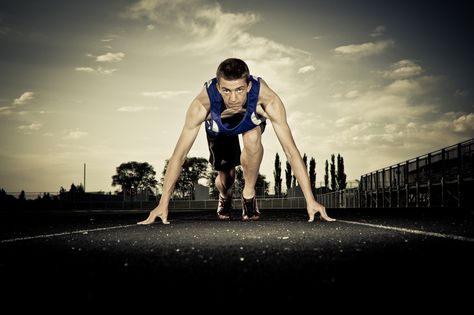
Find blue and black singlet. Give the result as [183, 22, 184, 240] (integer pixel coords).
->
[205, 75, 266, 137]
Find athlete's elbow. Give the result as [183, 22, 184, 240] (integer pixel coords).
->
[282, 147, 293, 160]
[284, 146, 300, 162]
[169, 152, 187, 167]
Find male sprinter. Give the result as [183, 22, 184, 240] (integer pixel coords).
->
[138, 58, 335, 224]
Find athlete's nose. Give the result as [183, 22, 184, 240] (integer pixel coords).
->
[229, 91, 237, 102]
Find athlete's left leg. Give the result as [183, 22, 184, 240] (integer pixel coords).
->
[240, 126, 264, 199]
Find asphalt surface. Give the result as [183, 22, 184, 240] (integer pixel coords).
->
[0, 207, 473, 310]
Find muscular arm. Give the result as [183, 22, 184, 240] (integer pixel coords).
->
[260, 79, 335, 222]
[261, 85, 313, 203]
[160, 97, 207, 204]
[138, 88, 209, 224]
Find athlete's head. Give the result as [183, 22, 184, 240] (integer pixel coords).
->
[216, 58, 252, 109]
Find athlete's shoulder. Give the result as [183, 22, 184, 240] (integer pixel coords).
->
[250, 75, 260, 82]
[204, 77, 217, 89]
[195, 85, 211, 108]
[257, 78, 278, 104]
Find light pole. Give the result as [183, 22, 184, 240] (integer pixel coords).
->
[83, 163, 86, 192]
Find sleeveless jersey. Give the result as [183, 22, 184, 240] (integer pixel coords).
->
[205, 75, 265, 136]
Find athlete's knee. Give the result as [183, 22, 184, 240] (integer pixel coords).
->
[242, 127, 262, 148]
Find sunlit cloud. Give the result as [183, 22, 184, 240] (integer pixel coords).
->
[385, 79, 423, 95]
[345, 90, 359, 99]
[452, 113, 474, 132]
[17, 123, 42, 134]
[334, 40, 394, 59]
[63, 130, 88, 139]
[75, 67, 117, 75]
[370, 25, 385, 37]
[13, 91, 34, 105]
[141, 91, 190, 98]
[319, 73, 473, 157]
[383, 59, 423, 79]
[298, 65, 316, 74]
[96, 52, 125, 62]
[0, 106, 13, 115]
[123, 0, 312, 100]
[117, 105, 146, 112]
[75, 67, 95, 73]
[146, 24, 155, 30]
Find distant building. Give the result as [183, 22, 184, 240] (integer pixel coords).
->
[287, 185, 303, 198]
[194, 183, 209, 201]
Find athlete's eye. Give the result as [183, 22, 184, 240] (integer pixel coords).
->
[236, 88, 244, 93]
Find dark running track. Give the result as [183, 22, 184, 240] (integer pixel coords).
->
[0, 208, 473, 310]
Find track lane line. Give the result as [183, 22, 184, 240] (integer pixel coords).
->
[0, 224, 137, 243]
[339, 219, 474, 242]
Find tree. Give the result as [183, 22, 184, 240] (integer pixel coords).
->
[337, 154, 347, 190]
[234, 166, 269, 198]
[324, 160, 329, 189]
[330, 154, 337, 191]
[112, 161, 158, 201]
[309, 157, 316, 196]
[18, 190, 26, 201]
[273, 153, 282, 197]
[303, 153, 308, 172]
[207, 169, 219, 199]
[285, 161, 292, 194]
[162, 157, 208, 199]
[256, 173, 270, 197]
[0, 188, 6, 200]
[234, 166, 245, 199]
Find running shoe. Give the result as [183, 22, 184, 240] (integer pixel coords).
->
[241, 195, 260, 221]
[217, 195, 232, 220]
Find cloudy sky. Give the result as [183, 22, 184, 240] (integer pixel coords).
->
[1, 0, 473, 193]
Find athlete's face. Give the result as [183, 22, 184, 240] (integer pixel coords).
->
[217, 77, 252, 110]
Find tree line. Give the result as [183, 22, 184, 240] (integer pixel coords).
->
[1, 152, 347, 202]
[274, 152, 347, 197]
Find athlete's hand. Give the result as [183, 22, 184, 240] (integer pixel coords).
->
[137, 205, 170, 225]
[307, 201, 335, 222]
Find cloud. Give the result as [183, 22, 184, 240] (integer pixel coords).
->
[63, 130, 88, 139]
[96, 52, 125, 62]
[123, 1, 313, 100]
[298, 65, 316, 74]
[17, 123, 42, 134]
[75, 67, 95, 73]
[75, 67, 117, 75]
[146, 24, 155, 30]
[454, 89, 469, 97]
[370, 25, 385, 37]
[345, 90, 359, 99]
[117, 106, 146, 112]
[319, 72, 473, 159]
[334, 40, 394, 59]
[383, 60, 423, 79]
[452, 113, 474, 132]
[13, 91, 34, 105]
[385, 79, 423, 95]
[0, 106, 13, 115]
[141, 90, 190, 99]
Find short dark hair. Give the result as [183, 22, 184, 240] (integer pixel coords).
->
[216, 58, 250, 83]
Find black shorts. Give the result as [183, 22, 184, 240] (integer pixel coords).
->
[206, 122, 266, 171]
